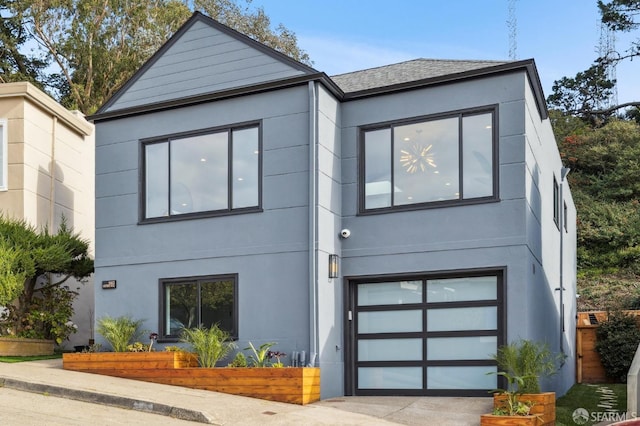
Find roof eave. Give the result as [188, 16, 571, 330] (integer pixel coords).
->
[89, 73, 341, 122]
[0, 82, 93, 136]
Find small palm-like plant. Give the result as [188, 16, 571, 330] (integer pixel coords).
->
[96, 315, 144, 352]
[180, 324, 235, 367]
[245, 342, 275, 367]
[493, 339, 564, 393]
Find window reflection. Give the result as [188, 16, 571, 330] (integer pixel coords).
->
[362, 110, 494, 211]
[393, 118, 458, 205]
[232, 127, 259, 209]
[144, 124, 260, 219]
[164, 277, 236, 338]
[171, 132, 228, 214]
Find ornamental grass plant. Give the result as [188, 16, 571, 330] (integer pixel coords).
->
[180, 324, 235, 367]
[96, 315, 144, 352]
[493, 339, 564, 393]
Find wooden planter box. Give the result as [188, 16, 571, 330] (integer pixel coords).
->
[480, 413, 539, 425]
[493, 392, 555, 426]
[62, 352, 320, 405]
[63, 351, 198, 369]
[0, 337, 54, 356]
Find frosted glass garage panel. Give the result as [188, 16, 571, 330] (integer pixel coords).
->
[427, 366, 497, 389]
[427, 307, 496, 331]
[427, 276, 497, 302]
[358, 281, 422, 306]
[358, 339, 422, 361]
[358, 310, 422, 334]
[427, 336, 497, 360]
[359, 367, 423, 389]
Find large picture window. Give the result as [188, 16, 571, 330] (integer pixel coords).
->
[0, 119, 7, 191]
[143, 123, 260, 221]
[361, 108, 496, 212]
[160, 274, 238, 340]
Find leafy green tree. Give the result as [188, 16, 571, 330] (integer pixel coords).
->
[0, 0, 47, 86]
[6, 0, 310, 114]
[547, 63, 616, 125]
[0, 216, 93, 344]
[548, 1, 640, 119]
[193, 0, 310, 65]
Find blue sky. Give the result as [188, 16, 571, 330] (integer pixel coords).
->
[252, 0, 638, 105]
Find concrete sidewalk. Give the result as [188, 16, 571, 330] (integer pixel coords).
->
[0, 358, 492, 425]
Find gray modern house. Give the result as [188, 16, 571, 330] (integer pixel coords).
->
[91, 12, 577, 399]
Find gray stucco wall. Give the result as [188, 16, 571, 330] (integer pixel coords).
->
[523, 78, 577, 395]
[315, 83, 344, 398]
[95, 85, 314, 358]
[95, 67, 576, 398]
[338, 71, 575, 395]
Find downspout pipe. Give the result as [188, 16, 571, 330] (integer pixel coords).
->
[559, 167, 570, 356]
[49, 116, 57, 227]
[308, 81, 319, 363]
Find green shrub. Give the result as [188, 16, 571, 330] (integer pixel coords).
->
[228, 352, 247, 367]
[596, 312, 640, 382]
[180, 324, 235, 367]
[96, 316, 144, 352]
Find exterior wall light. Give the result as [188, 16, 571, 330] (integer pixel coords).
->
[328, 254, 339, 279]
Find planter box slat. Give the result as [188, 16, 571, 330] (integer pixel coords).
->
[493, 392, 555, 426]
[0, 338, 54, 356]
[480, 414, 539, 425]
[63, 353, 320, 405]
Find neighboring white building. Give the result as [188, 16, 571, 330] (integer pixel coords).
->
[0, 81, 95, 348]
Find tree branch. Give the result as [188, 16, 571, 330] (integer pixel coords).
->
[588, 101, 640, 115]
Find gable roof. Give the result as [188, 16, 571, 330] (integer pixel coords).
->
[331, 59, 509, 93]
[330, 58, 548, 118]
[90, 13, 548, 122]
[97, 12, 319, 114]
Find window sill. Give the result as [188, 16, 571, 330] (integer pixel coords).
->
[140, 207, 263, 225]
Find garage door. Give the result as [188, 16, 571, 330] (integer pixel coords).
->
[346, 272, 504, 396]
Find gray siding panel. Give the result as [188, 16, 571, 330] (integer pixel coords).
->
[105, 20, 306, 112]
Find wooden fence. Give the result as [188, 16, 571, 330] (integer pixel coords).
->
[576, 310, 640, 383]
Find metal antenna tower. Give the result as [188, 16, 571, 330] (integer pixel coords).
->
[597, 19, 618, 109]
[508, 0, 517, 60]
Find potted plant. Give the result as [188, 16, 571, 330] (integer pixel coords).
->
[480, 372, 539, 425]
[487, 339, 564, 426]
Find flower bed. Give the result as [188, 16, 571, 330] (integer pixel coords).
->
[62, 352, 320, 405]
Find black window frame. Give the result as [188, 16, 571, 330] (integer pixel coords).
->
[158, 273, 239, 342]
[358, 106, 499, 215]
[139, 120, 263, 224]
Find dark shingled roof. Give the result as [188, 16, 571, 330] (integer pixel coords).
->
[330, 58, 511, 94]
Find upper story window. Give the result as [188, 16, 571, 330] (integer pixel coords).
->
[360, 108, 497, 213]
[0, 119, 7, 191]
[142, 123, 261, 222]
